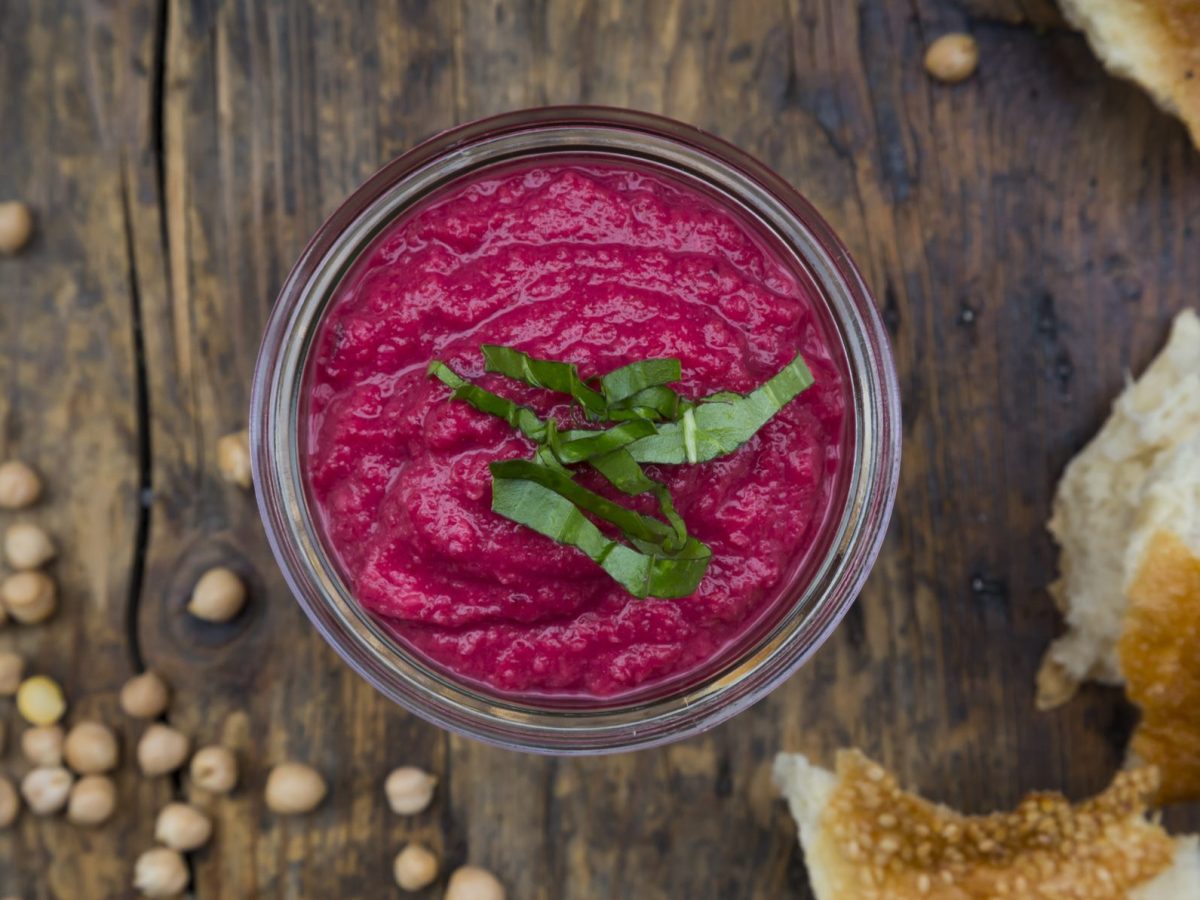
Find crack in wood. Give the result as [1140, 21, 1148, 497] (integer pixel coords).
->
[118, 165, 154, 676]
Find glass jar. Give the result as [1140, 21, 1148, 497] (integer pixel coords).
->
[251, 107, 901, 754]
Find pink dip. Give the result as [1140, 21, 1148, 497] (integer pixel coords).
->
[305, 162, 847, 699]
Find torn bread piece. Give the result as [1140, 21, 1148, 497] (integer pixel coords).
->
[1037, 309, 1200, 709]
[773, 749, 1200, 899]
[1120, 527, 1200, 804]
[1059, 0, 1200, 149]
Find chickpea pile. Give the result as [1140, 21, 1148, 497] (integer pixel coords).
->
[0, 462, 58, 631]
[0, 455, 249, 898]
[381, 765, 506, 897]
[0, 424, 507, 896]
[0, 664, 243, 898]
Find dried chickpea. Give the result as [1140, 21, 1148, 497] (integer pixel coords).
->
[64, 720, 119, 774]
[445, 865, 506, 900]
[923, 33, 979, 83]
[22, 724, 64, 766]
[155, 801, 213, 851]
[17, 675, 66, 725]
[67, 775, 116, 826]
[187, 566, 246, 623]
[0, 460, 42, 509]
[189, 745, 238, 794]
[394, 843, 439, 891]
[265, 762, 326, 814]
[217, 429, 252, 489]
[119, 670, 170, 719]
[20, 767, 73, 815]
[0, 202, 34, 254]
[3, 522, 55, 569]
[1, 571, 57, 624]
[385, 766, 438, 815]
[0, 650, 25, 695]
[0, 775, 17, 828]
[133, 847, 189, 898]
[136, 724, 190, 776]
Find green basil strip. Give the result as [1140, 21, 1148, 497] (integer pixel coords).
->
[554, 420, 658, 464]
[626, 351, 814, 464]
[607, 385, 693, 422]
[586, 447, 658, 493]
[427, 361, 548, 442]
[490, 476, 710, 599]
[534, 443, 570, 473]
[701, 390, 742, 403]
[481, 344, 608, 419]
[490, 459, 675, 545]
[599, 358, 682, 403]
[587, 449, 687, 551]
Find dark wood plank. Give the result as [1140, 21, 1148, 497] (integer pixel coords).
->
[0, 2, 173, 898]
[133, 2, 464, 897]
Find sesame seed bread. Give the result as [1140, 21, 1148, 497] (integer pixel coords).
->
[774, 750, 1200, 899]
[1058, 0, 1200, 149]
[1037, 310, 1200, 709]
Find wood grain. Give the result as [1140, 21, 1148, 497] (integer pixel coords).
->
[1, 0, 1197, 897]
[0, 2, 173, 898]
[136, 2, 465, 897]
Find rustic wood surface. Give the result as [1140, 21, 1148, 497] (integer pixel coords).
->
[1, 0, 1198, 897]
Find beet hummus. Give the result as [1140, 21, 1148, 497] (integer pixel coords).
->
[305, 161, 847, 699]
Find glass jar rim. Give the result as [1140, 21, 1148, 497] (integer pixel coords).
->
[250, 106, 901, 755]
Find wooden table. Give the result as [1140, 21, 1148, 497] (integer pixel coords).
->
[2, 1, 1197, 897]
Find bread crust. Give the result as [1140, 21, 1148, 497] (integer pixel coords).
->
[1060, 0, 1200, 148]
[776, 749, 1179, 899]
[1120, 530, 1200, 804]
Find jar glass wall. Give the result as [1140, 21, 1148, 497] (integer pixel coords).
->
[251, 108, 901, 754]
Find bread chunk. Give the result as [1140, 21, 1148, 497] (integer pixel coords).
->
[774, 749, 1200, 899]
[1038, 310, 1200, 708]
[1060, 0, 1200, 148]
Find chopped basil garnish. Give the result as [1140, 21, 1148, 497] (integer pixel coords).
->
[490, 472, 711, 599]
[555, 420, 658, 464]
[624, 352, 814, 464]
[481, 344, 609, 419]
[428, 346, 814, 598]
[599, 358, 682, 403]
[490, 459, 678, 547]
[427, 360, 548, 442]
[588, 449, 688, 550]
[611, 384, 692, 421]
